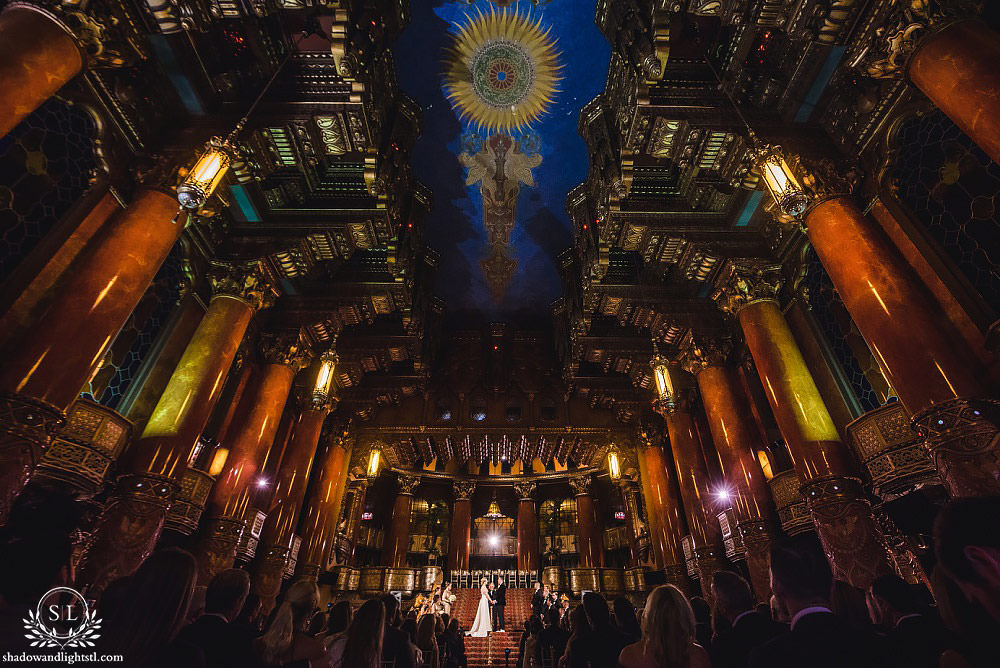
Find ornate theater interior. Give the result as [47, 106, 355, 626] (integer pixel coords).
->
[1, 0, 1000, 664]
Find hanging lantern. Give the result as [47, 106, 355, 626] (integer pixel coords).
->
[312, 350, 337, 406]
[177, 138, 235, 210]
[607, 445, 621, 480]
[366, 448, 381, 478]
[753, 144, 808, 218]
[650, 351, 675, 413]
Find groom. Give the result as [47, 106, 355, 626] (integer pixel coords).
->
[492, 576, 507, 632]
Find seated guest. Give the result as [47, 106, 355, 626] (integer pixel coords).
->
[613, 597, 641, 644]
[931, 566, 1000, 668]
[253, 580, 329, 667]
[579, 591, 628, 668]
[335, 599, 383, 668]
[232, 593, 265, 646]
[522, 617, 543, 668]
[831, 579, 876, 632]
[559, 605, 591, 668]
[443, 618, 467, 668]
[0, 533, 74, 654]
[322, 600, 353, 657]
[538, 607, 569, 666]
[688, 596, 713, 650]
[401, 617, 418, 647]
[380, 593, 417, 668]
[867, 573, 950, 668]
[101, 548, 202, 667]
[748, 534, 882, 668]
[710, 571, 785, 668]
[935, 497, 1000, 624]
[416, 613, 441, 668]
[174, 568, 257, 668]
[516, 618, 532, 668]
[618, 584, 711, 668]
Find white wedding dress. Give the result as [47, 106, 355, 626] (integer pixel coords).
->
[466, 584, 493, 637]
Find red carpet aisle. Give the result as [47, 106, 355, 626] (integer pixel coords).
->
[451, 588, 533, 667]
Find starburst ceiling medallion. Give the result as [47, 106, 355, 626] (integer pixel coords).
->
[444, 8, 562, 133]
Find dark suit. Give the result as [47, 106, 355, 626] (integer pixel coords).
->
[531, 589, 545, 617]
[882, 614, 952, 668]
[382, 624, 417, 668]
[492, 583, 506, 630]
[749, 610, 884, 668]
[711, 611, 787, 668]
[174, 613, 256, 668]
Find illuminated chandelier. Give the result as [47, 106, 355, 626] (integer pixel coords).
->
[444, 8, 562, 133]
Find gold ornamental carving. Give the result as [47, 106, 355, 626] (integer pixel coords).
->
[713, 260, 784, 316]
[397, 474, 421, 495]
[513, 480, 537, 500]
[912, 397, 1000, 497]
[453, 480, 476, 500]
[259, 329, 310, 371]
[568, 474, 592, 496]
[862, 1, 969, 80]
[677, 332, 731, 375]
[208, 260, 275, 311]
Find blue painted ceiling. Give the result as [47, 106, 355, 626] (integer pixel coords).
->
[393, 0, 610, 321]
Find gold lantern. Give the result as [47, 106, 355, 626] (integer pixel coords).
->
[177, 137, 235, 210]
[753, 144, 808, 218]
[650, 349, 675, 414]
[367, 448, 381, 478]
[313, 350, 337, 406]
[607, 444, 621, 480]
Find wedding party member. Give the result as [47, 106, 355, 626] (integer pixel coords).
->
[493, 576, 507, 632]
[619, 585, 711, 668]
[442, 582, 457, 616]
[467, 577, 494, 637]
[532, 581, 545, 617]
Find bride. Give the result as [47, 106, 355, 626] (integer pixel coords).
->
[466, 577, 494, 637]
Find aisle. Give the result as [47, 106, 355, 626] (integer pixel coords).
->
[451, 587, 533, 667]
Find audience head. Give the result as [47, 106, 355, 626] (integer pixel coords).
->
[711, 571, 755, 624]
[101, 548, 198, 667]
[830, 579, 872, 630]
[236, 593, 264, 630]
[326, 600, 353, 635]
[529, 617, 543, 636]
[612, 597, 641, 637]
[769, 533, 833, 615]
[935, 497, 1000, 623]
[688, 596, 711, 626]
[343, 599, 385, 668]
[400, 617, 418, 644]
[205, 568, 250, 621]
[569, 604, 591, 636]
[446, 618, 461, 638]
[582, 591, 611, 627]
[642, 585, 697, 668]
[416, 613, 437, 648]
[867, 573, 924, 627]
[257, 580, 320, 665]
[380, 593, 401, 626]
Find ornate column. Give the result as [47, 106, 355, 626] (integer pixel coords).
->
[383, 474, 420, 569]
[515, 481, 539, 572]
[679, 334, 778, 601]
[0, 188, 182, 521]
[655, 392, 727, 597]
[715, 261, 891, 588]
[448, 481, 475, 573]
[868, 10, 1000, 166]
[639, 442, 688, 591]
[618, 479, 643, 567]
[297, 438, 352, 580]
[798, 182, 997, 497]
[74, 264, 267, 594]
[569, 475, 603, 569]
[195, 331, 307, 584]
[343, 479, 369, 564]
[0, 7, 83, 138]
[252, 394, 332, 608]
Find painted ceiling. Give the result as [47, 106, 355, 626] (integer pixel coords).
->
[393, 0, 610, 320]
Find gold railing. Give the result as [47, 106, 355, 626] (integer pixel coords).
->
[847, 402, 938, 497]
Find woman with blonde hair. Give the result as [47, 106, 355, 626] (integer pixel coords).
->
[254, 580, 329, 667]
[618, 584, 711, 668]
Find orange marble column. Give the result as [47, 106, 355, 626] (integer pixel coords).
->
[514, 481, 539, 572]
[196, 334, 305, 584]
[661, 403, 726, 597]
[0, 189, 181, 521]
[618, 480, 643, 567]
[76, 269, 266, 593]
[640, 443, 688, 591]
[383, 474, 420, 568]
[343, 480, 368, 564]
[0, 8, 83, 139]
[805, 196, 997, 497]
[682, 337, 777, 601]
[297, 441, 352, 579]
[253, 402, 330, 607]
[909, 20, 1000, 166]
[716, 262, 891, 588]
[569, 475, 603, 569]
[449, 481, 475, 573]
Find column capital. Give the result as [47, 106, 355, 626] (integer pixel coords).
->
[568, 474, 592, 497]
[862, 2, 969, 80]
[397, 473, 421, 496]
[259, 330, 311, 372]
[208, 260, 276, 311]
[453, 480, 476, 500]
[514, 481, 537, 500]
[677, 331, 732, 375]
[713, 260, 784, 316]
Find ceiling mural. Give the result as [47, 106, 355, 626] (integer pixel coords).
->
[394, 0, 610, 318]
